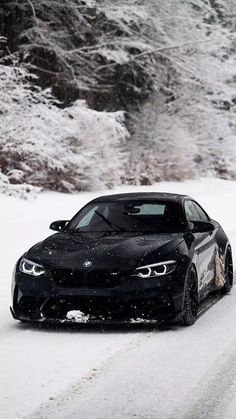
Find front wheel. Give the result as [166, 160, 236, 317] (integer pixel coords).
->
[181, 266, 199, 326]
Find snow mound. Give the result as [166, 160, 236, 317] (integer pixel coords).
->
[66, 310, 90, 323]
[0, 171, 40, 200]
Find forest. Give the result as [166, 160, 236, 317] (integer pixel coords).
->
[1, 0, 236, 196]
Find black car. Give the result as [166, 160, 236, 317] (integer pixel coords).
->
[11, 192, 233, 326]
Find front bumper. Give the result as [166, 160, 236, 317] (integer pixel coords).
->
[11, 266, 187, 324]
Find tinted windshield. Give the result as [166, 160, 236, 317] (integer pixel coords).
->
[67, 200, 186, 233]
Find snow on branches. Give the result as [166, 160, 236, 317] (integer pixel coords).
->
[0, 0, 157, 108]
[0, 63, 129, 193]
[126, 0, 236, 182]
[1, 0, 236, 192]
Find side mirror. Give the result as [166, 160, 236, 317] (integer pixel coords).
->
[49, 220, 69, 232]
[191, 221, 215, 233]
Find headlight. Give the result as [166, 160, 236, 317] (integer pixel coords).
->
[19, 257, 46, 277]
[132, 260, 177, 279]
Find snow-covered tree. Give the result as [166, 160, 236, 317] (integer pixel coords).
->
[126, 0, 236, 182]
[0, 58, 129, 194]
[1, 0, 236, 193]
[0, 0, 157, 108]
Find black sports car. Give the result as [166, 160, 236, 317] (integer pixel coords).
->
[11, 193, 233, 326]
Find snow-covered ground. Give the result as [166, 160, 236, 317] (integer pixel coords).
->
[1, 178, 236, 419]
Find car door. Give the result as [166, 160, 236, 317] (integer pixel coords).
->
[184, 200, 217, 293]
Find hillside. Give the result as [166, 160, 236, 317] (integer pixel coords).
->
[1, 0, 236, 195]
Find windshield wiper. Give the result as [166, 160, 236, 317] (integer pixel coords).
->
[95, 210, 127, 232]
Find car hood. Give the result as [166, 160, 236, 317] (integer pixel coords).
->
[26, 231, 184, 270]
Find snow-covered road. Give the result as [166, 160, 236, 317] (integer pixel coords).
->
[1, 179, 236, 419]
[31, 295, 236, 419]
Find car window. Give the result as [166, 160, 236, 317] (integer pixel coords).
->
[68, 200, 185, 233]
[130, 203, 166, 215]
[185, 200, 201, 222]
[192, 202, 209, 222]
[75, 205, 98, 228]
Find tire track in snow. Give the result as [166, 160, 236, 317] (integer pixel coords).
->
[25, 331, 149, 419]
[171, 339, 236, 419]
[26, 291, 236, 419]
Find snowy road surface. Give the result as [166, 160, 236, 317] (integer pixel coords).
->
[1, 178, 236, 419]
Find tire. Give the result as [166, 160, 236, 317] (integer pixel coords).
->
[221, 250, 234, 294]
[181, 266, 199, 326]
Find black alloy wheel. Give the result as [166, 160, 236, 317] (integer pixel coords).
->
[182, 266, 199, 326]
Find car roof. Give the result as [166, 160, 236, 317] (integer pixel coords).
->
[91, 192, 191, 203]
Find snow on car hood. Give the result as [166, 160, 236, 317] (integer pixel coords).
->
[26, 231, 184, 270]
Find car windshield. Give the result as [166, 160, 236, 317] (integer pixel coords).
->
[67, 200, 186, 233]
